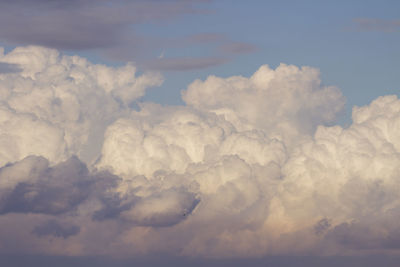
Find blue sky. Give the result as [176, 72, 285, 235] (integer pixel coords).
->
[139, 0, 400, 123]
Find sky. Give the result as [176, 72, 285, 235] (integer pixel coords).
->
[0, 0, 400, 266]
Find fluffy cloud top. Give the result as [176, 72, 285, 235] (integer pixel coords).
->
[183, 64, 345, 140]
[0, 46, 162, 165]
[1, 46, 400, 259]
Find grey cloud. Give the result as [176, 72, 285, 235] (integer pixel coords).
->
[92, 193, 134, 221]
[3, 254, 400, 267]
[325, 221, 400, 250]
[94, 187, 200, 227]
[0, 1, 257, 71]
[328, 222, 385, 249]
[0, 1, 121, 50]
[0, 156, 92, 215]
[123, 188, 200, 227]
[339, 178, 392, 217]
[32, 219, 80, 239]
[353, 18, 400, 32]
[0, 0, 210, 51]
[314, 218, 331, 236]
[0, 62, 21, 74]
[0, 156, 118, 215]
[0, 154, 199, 228]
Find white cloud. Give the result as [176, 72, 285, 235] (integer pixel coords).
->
[182, 64, 345, 142]
[0, 106, 67, 166]
[0, 46, 162, 165]
[1, 46, 400, 259]
[275, 95, 400, 252]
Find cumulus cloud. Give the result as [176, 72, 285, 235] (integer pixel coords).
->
[0, 156, 96, 215]
[0, 45, 162, 165]
[275, 95, 400, 252]
[1, 46, 400, 259]
[92, 180, 199, 227]
[182, 63, 345, 141]
[0, 154, 198, 246]
[119, 188, 200, 227]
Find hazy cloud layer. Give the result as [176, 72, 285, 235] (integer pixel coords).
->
[0, 0, 255, 71]
[32, 220, 80, 239]
[1, 46, 400, 259]
[0, 0, 208, 50]
[0, 62, 21, 74]
[183, 63, 345, 142]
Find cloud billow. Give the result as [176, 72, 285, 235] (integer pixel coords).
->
[1, 46, 400, 259]
[0, 46, 162, 165]
[0, 156, 97, 215]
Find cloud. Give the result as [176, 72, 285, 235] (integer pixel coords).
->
[0, 153, 198, 229]
[0, 45, 162, 165]
[94, 64, 345, 256]
[92, 185, 199, 227]
[277, 95, 400, 251]
[0, 106, 67, 166]
[94, 70, 400, 257]
[32, 220, 80, 239]
[4, 254, 400, 267]
[353, 18, 400, 32]
[1, 46, 400, 259]
[182, 63, 345, 141]
[0, 1, 260, 71]
[119, 188, 200, 227]
[0, 156, 94, 215]
[0, 0, 246, 71]
[325, 221, 400, 250]
[314, 218, 331, 236]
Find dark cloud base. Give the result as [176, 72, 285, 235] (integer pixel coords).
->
[32, 219, 80, 239]
[0, 62, 21, 73]
[1, 254, 400, 267]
